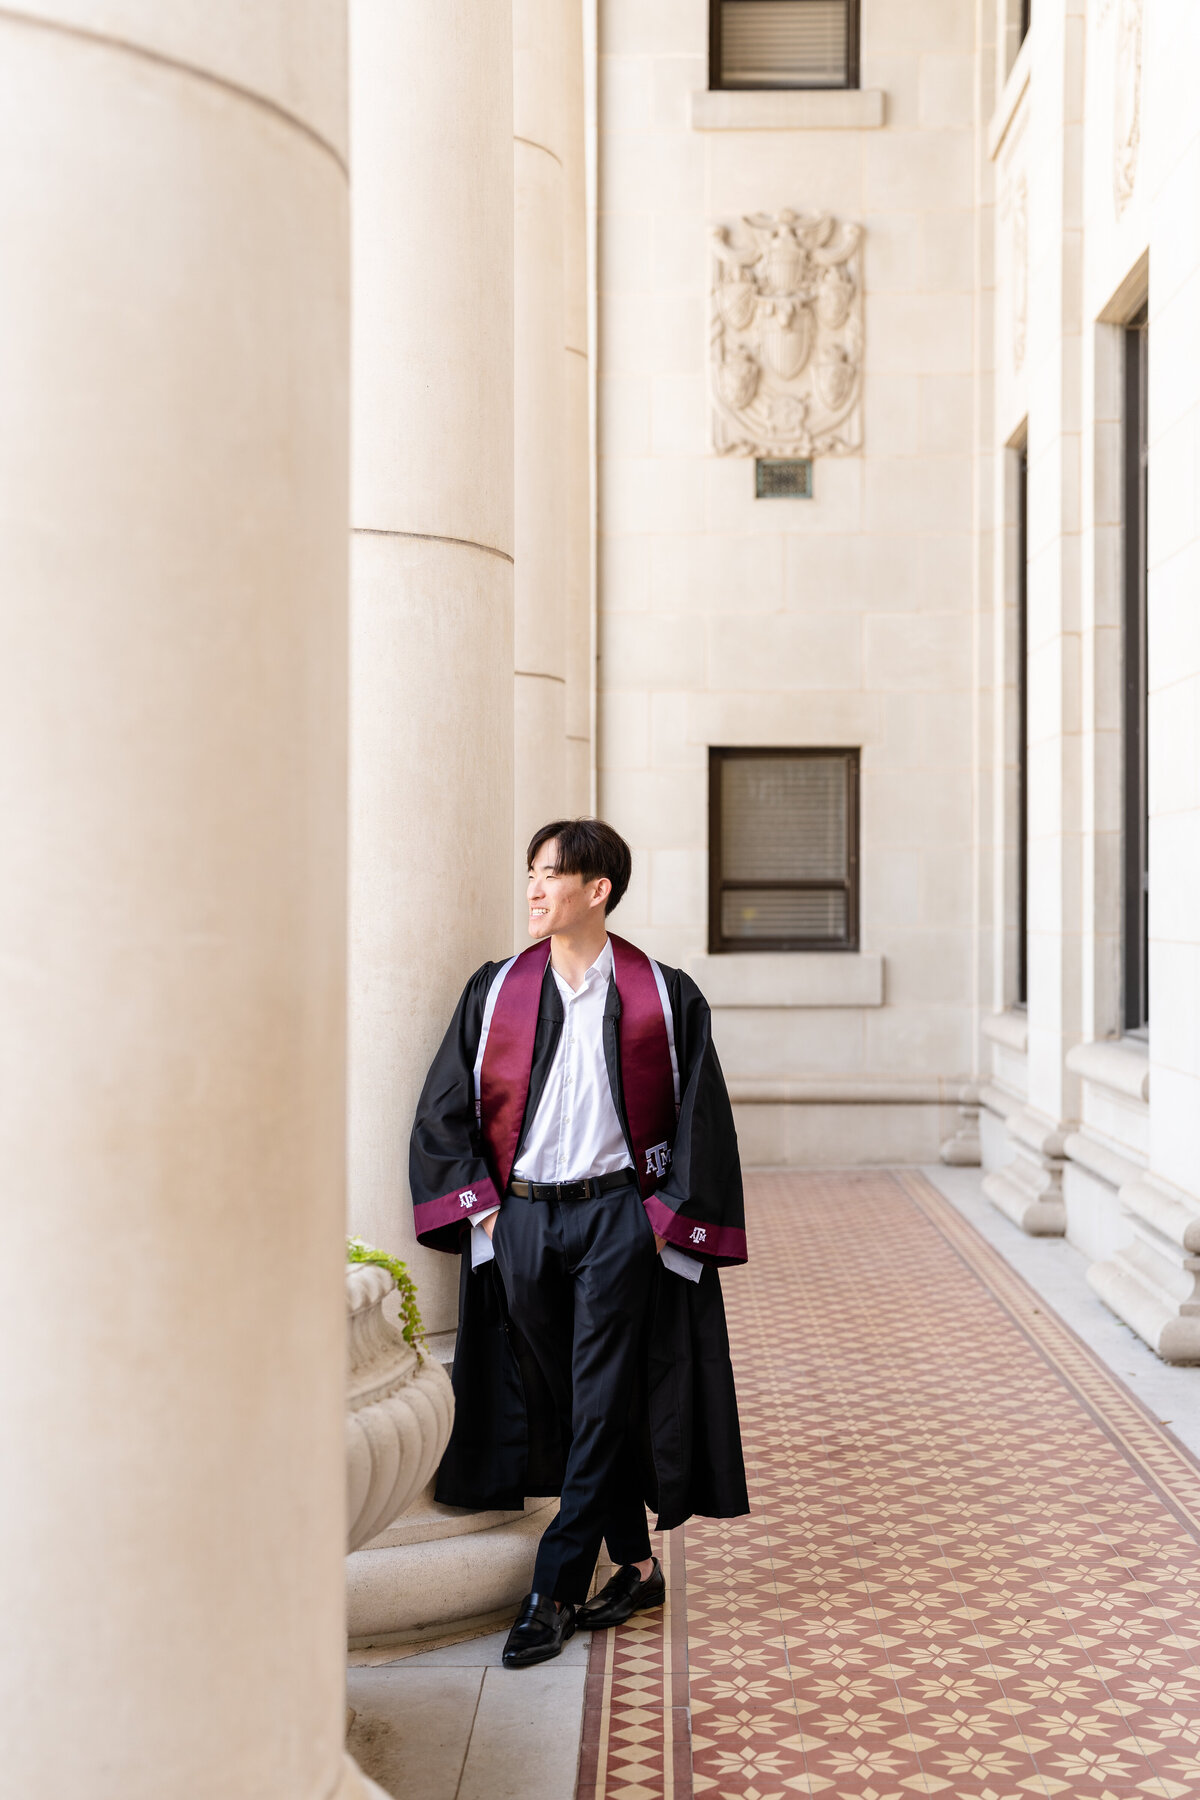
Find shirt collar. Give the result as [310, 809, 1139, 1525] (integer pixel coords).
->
[551, 936, 613, 998]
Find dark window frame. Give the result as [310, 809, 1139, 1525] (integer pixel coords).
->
[1122, 305, 1149, 1033]
[1016, 439, 1029, 1008]
[709, 0, 862, 92]
[708, 746, 860, 954]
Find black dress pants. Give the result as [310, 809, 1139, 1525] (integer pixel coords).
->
[491, 1181, 657, 1603]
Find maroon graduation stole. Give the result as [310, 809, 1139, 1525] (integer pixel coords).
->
[478, 933, 677, 1197]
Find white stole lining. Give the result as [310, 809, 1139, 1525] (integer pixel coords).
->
[473, 955, 518, 1117]
[649, 957, 681, 1113]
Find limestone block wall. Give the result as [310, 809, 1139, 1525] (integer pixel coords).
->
[595, 0, 979, 1163]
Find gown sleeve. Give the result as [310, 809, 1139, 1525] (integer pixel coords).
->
[643, 967, 748, 1269]
[409, 963, 506, 1253]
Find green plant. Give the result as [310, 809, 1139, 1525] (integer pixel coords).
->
[346, 1237, 426, 1349]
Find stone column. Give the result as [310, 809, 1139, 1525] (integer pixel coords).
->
[513, 0, 570, 930]
[0, 6, 375, 1796]
[345, 0, 556, 1644]
[563, 0, 596, 814]
[983, 3, 1085, 1236]
[348, 0, 515, 1336]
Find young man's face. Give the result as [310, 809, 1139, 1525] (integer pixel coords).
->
[527, 840, 610, 940]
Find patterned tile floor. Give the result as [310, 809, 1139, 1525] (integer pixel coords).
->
[580, 1169, 1200, 1800]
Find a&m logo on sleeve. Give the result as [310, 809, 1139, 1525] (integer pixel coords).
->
[459, 1189, 478, 1209]
[689, 1225, 707, 1246]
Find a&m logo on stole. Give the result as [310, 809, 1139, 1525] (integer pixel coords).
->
[644, 1142, 671, 1179]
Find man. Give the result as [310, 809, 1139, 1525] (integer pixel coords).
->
[410, 818, 747, 1669]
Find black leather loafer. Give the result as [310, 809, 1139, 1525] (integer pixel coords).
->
[501, 1592, 576, 1668]
[577, 1558, 665, 1630]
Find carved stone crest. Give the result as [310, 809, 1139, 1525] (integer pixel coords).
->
[1114, 0, 1143, 217]
[710, 209, 863, 457]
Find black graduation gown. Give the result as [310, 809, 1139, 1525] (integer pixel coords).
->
[409, 953, 749, 1532]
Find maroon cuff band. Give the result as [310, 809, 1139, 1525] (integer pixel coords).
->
[643, 1192, 748, 1264]
[415, 1175, 502, 1238]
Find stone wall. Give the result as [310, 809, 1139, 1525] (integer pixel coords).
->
[595, 0, 980, 1163]
[979, 0, 1200, 1360]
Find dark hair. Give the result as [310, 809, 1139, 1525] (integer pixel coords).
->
[526, 818, 632, 915]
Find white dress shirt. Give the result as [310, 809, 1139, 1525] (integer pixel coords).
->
[470, 939, 699, 1281]
[513, 938, 630, 1183]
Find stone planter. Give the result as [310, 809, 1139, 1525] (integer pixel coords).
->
[345, 1263, 454, 1554]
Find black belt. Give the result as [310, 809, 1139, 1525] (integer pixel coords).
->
[508, 1168, 635, 1203]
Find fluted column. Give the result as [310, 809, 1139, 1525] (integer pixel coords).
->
[0, 6, 365, 1796]
[513, 0, 570, 930]
[348, 0, 515, 1334]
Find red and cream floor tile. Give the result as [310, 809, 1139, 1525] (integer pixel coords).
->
[579, 1170, 1200, 1800]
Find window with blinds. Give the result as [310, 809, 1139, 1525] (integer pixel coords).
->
[711, 0, 859, 91]
[709, 748, 860, 952]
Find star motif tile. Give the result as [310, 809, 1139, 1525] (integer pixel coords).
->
[579, 1171, 1200, 1799]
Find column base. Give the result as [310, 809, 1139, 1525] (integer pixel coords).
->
[939, 1094, 981, 1166]
[979, 1080, 1021, 1172]
[1061, 1130, 1144, 1263]
[346, 1497, 559, 1647]
[1088, 1173, 1200, 1364]
[980, 1105, 1068, 1235]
